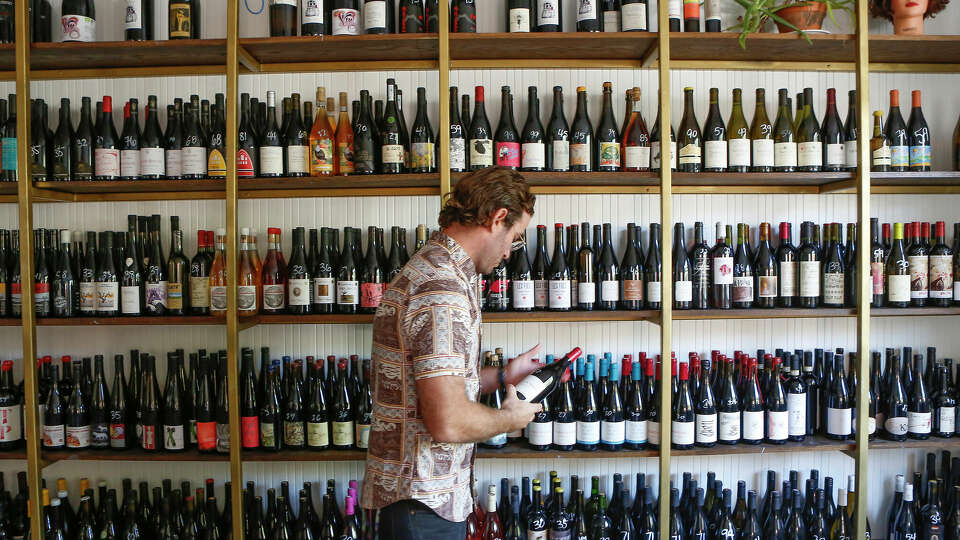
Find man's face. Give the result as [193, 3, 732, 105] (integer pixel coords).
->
[479, 210, 532, 274]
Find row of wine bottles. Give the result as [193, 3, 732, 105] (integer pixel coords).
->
[9, 0, 201, 44]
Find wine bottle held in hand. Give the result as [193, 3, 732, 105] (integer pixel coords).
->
[515, 348, 583, 404]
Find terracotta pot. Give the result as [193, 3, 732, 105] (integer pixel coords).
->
[775, 2, 828, 33]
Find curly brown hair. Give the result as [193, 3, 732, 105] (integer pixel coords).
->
[438, 167, 536, 229]
[869, 0, 949, 21]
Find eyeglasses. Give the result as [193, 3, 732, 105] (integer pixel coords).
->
[510, 234, 527, 252]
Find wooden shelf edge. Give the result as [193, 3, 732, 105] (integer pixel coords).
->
[42, 450, 230, 465]
[35, 316, 225, 327]
[673, 308, 856, 320]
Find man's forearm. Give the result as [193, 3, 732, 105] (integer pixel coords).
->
[431, 399, 514, 443]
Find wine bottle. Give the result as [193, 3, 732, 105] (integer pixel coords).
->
[468, 86, 493, 170]
[886, 90, 909, 172]
[576, 226, 595, 312]
[796, 221, 820, 309]
[750, 88, 774, 172]
[796, 87, 822, 172]
[709, 222, 732, 309]
[678, 87, 702, 173]
[51, 229, 75, 318]
[337, 228, 360, 313]
[822, 223, 845, 307]
[821, 88, 845, 172]
[494, 86, 521, 170]
[929, 221, 953, 307]
[844, 90, 858, 171]
[576, 359, 600, 451]
[448, 87, 467, 173]
[535, 0, 562, 31]
[702, 87, 728, 172]
[206, 94, 227, 178]
[671, 361, 694, 450]
[409, 87, 433, 173]
[825, 353, 852, 441]
[95, 232, 119, 315]
[670, 223, 691, 309]
[600, 362, 625, 451]
[570, 87, 593, 172]
[507, 0, 533, 32]
[646, 224, 662, 309]
[773, 89, 797, 172]
[620, 0, 647, 30]
[731, 223, 754, 308]
[354, 90, 377, 174]
[93, 96, 120, 180]
[269, 0, 297, 36]
[169, 0, 199, 38]
[870, 110, 891, 172]
[622, 88, 650, 172]
[908, 90, 931, 171]
[61, 0, 95, 41]
[451, 0, 477, 32]
[596, 82, 620, 171]
[908, 221, 930, 307]
[651, 90, 677, 172]
[576, 0, 600, 31]
[331, 0, 361, 34]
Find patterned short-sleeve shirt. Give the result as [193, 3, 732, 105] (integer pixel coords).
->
[361, 231, 482, 523]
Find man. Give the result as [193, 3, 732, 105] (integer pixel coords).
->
[361, 167, 542, 539]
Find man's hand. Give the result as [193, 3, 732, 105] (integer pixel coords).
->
[503, 343, 542, 386]
[500, 384, 543, 433]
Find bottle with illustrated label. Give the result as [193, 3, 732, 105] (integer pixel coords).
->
[929, 221, 953, 307]
[908, 90, 931, 171]
[409, 87, 433, 173]
[732, 223, 754, 309]
[821, 223, 845, 307]
[125, 0, 153, 40]
[678, 87, 702, 173]
[773, 89, 796, 172]
[300, 0, 324, 35]
[337, 228, 360, 313]
[61, 0, 95, 42]
[703, 87, 727, 173]
[754, 222, 777, 308]
[821, 88, 845, 172]
[596, 82, 620, 171]
[448, 87, 467, 172]
[797, 221, 820, 308]
[494, 87, 521, 170]
[886, 90, 909, 172]
[535, 0, 562, 31]
[169, 0, 199, 38]
[331, 0, 361, 35]
[871, 110, 891, 172]
[468, 86, 493, 170]
[908, 222, 930, 307]
[506, 0, 533, 32]
[451, 0, 477, 32]
[623, 88, 650, 171]
[308, 87, 335, 177]
[576, 0, 600, 31]
[710, 222, 733, 309]
[399, 0, 424, 33]
[570, 87, 594, 172]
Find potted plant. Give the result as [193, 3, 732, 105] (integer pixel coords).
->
[731, 0, 855, 48]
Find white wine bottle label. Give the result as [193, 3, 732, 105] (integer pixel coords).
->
[787, 392, 806, 437]
[891, 145, 909, 167]
[302, 0, 323, 23]
[182, 147, 207, 175]
[758, 275, 777, 298]
[61, 14, 96, 41]
[668, 0, 682, 19]
[121, 285, 141, 315]
[380, 144, 403, 165]
[695, 413, 717, 444]
[752, 138, 774, 167]
[651, 141, 661, 169]
[774, 142, 797, 167]
[533, 280, 549, 307]
[678, 143, 701, 165]
[717, 411, 740, 442]
[797, 141, 823, 167]
[509, 8, 531, 32]
[577, 0, 598, 21]
[260, 146, 283, 175]
[955, 281, 960, 301]
[94, 148, 120, 177]
[621, 3, 647, 30]
[551, 140, 569, 170]
[799, 260, 820, 298]
[470, 139, 493, 167]
[553, 421, 576, 446]
[705, 0, 721, 21]
[356, 423, 371, 449]
[515, 374, 552, 403]
[548, 279, 571, 309]
[313, 276, 335, 304]
[449, 138, 466, 170]
[331, 8, 361, 35]
[827, 407, 852, 436]
[0, 405, 20, 442]
[164, 425, 185, 450]
[742, 410, 764, 440]
[79, 283, 95, 311]
[283, 421, 305, 446]
[512, 279, 535, 309]
[140, 147, 164, 176]
[286, 145, 309, 173]
[307, 421, 329, 447]
[778, 261, 796, 296]
[713, 256, 733, 285]
[671, 420, 694, 446]
[364, 1, 387, 30]
[624, 145, 650, 169]
[537, 0, 560, 25]
[823, 273, 844, 304]
[626, 419, 647, 444]
[238, 285, 257, 311]
[885, 416, 908, 436]
[336, 280, 359, 305]
[648, 421, 660, 446]
[521, 142, 545, 168]
[577, 282, 596, 304]
[939, 407, 955, 433]
[190, 276, 210, 308]
[872, 146, 891, 167]
[96, 282, 119, 311]
[602, 10, 619, 31]
[825, 143, 845, 167]
[570, 143, 590, 167]
[210, 285, 228, 311]
[908, 411, 932, 434]
[888, 274, 911, 302]
[66, 425, 92, 448]
[647, 281, 661, 302]
[732, 276, 753, 303]
[845, 139, 858, 168]
[528, 421, 552, 445]
[260, 283, 284, 310]
[288, 278, 310, 306]
[43, 424, 65, 447]
[728, 138, 750, 167]
[675, 280, 692, 302]
[908, 255, 929, 299]
[576, 420, 600, 445]
[600, 420, 625, 445]
[125, 0, 144, 29]
[165, 149, 182, 177]
[704, 140, 727, 169]
[600, 280, 619, 302]
[930, 255, 953, 298]
[121, 149, 141, 178]
[767, 410, 789, 440]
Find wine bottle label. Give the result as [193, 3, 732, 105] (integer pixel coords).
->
[528, 530, 548, 540]
[145, 281, 168, 311]
[299, 420, 325, 447]
[141, 423, 158, 450]
[717, 411, 740, 442]
[727, 138, 750, 168]
[216, 422, 230, 452]
[140, 147, 164, 176]
[288, 278, 311, 306]
[732, 276, 753, 303]
[787, 393, 806, 437]
[33, 283, 49, 314]
[449, 138, 466, 170]
[752, 139, 774, 167]
[260, 422, 276, 447]
[361, 282, 386, 308]
[496, 141, 521, 168]
[871, 146, 891, 167]
[577, 282, 596, 304]
[521, 142, 545, 168]
[337, 280, 360, 305]
[259, 146, 283, 175]
[261, 283, 284, 311]
[825, 143, 845, 167]
[95, 282, 118, 311]
[648, 421, 660, 446]
[329, 420, 353, 446]
[621, 279, 643, 302]
[742, 410, 764, 441]
[533, 280, 549, 307]
[517, 374, 554, 403]
[169, 2, 192, 37]
[283, 421, 305, 446]
[570, 143, 590, 167]
[891, 145, 909, 167]
[364, 1, 387, 30]
[163, 425, 185, 450]
[210, 285, 228, 312]
[197, 421, 216, 450]
[125, 0, 143, 29]
[121, 285, 141, 314]
[767, 410, 788, 440]
[528, 421, 553, 446]
[576, 420, 600, 445]
[678, 143, 701, 165]
[758, 275, 777, 298]
[553, 421, 576, 446]
[310, 138, 335, 174]
[704, 140, 727, 169]
[120, 149, 140, 178]
[826, 407, 852, 436]
[548, 280, 571, 309]
[624, 145, 650, 170]
[929, 255, 952, 298]
[909, 145, 931, 168]
[237, 284, 257, 311]
[0, 405, 20, 443]
[625, 419, 647, 444]
[695, 413, 717, 444]
[302, 0, 324, 24]
[871, 262, 885, 295]
[598, 142, 620, 168]
[332, 8, 361, 35]
[845, 139, 858, 168]
[43, 424, 65, 448]
[599, 280, 618, 302]
[601, 420, 625, 445]
[823, 273, 844, 304]
[713, 256, 733, 285]
[512, 279, 535, 309]
[236, 148, 255, 177]
[671, 419, 694, 446]
[190, 276, 210, 308]
[109, 422, 126, 448]
[207, 149, 227, 177]
[647, 281, 661, 302]
[577, 0, 598, 21]
[693, 258, 709, 288]
[939, 407, 955, 434]
[885, 416, 908, 436]
[955, 281, 960, 301]
[61, 14, 96, 41]
[67, 425, 92, 448]
[675, 280, 692, 302]
[9, 284, 19, 316]
[94, 148, 120, 177]
[887, 273, 911, 302]
[773, 142, 797, 167]
[182, 147, 207, 175]
[797, 141, 822, 167]
[411, 142, 433, 171]
[667, 0, 682, 18]
[603, 10, 619, 31]
[286, 145, 309, 173]
[313, 277, 335, 304]
[508, 8, 531, 31]
[799, 261, 820, 298]
[356, 422, 371, 449]
[908, 411, 932, 434]
[551, 140, 569, 171]
[569, 277, 578, 306]
[469, 139, 493, 167]
[908, 255, 929, 299]
[621, 3, 647, 30]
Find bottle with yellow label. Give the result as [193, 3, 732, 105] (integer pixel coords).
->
[206, 93, 226, 178]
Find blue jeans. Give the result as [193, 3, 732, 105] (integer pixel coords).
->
[377, 499, 467, 540]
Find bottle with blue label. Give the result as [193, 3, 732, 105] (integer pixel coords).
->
[907, 90, 931, 172]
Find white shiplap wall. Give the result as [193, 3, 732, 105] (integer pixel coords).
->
[0, 1, 957, 534]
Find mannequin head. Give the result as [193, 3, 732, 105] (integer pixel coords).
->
[870, 0, 949, 34]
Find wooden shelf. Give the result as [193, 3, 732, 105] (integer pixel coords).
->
[0, 40, 228, 80]
[257, 314, 375, 325]
[871, 171, 960, 194]
[672, 436, 855, 457]
[242, 443, 657, 462]
[33, 179, 226, 202]
[870, 437, 960, 451]
[0, 319, 20, 326]
[43, 448, 229, 465]
[669, 33, 857, 71]
[449, 32, 659, 69]
[872, 307, 960, 317]
[0, 182, 15, 203]
[673, 172, 854, 194]
[35, 316, 224, 326]
[0, 449, 25, 459]
[240, 35, 438, 73]
[239, 174, 440, 198]
[869, 35, 960, 72]
[673, 308, 855, 320]
[255, 310, 659, 327]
